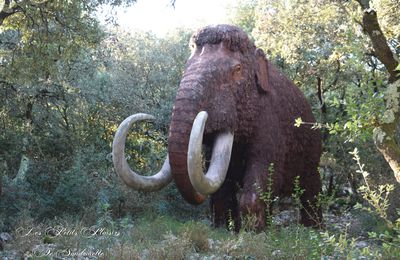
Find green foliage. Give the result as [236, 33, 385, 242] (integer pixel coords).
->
[227, 0, 257, 36]
[319, 228, 364, 258]
[0, 0, 139, 87]
[227, 209, 235, 232]
[5, 214, 392, 259]
[291, 175, 305, 222]
[97, 28, 191, 129]
[255, 162, 275, 226]
[350, 147, 400, 256]
[370, 0, 400, 43]
[0, 0, 192, 228]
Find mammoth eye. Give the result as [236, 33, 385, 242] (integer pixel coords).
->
[233, 64, 242, 75]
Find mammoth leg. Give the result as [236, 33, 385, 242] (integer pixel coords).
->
[238, 161, 272, 232]
[299, 172, 323, 228]
[238, 191, 266, 232]
[209, 142, 245, 231]
[210, 179, 239, 230]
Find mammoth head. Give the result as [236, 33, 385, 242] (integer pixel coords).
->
[188, 25, 270, 94]
[112, 25, 272, 205]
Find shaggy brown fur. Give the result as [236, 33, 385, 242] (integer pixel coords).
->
[168, 25, 322, 230]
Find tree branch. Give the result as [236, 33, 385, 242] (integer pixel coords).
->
[358, 7, 399, 82]
[355, 0, 370, 9]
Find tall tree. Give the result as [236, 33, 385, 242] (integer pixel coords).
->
[355, 0, 400, 182]
[0, 0, 136, 189]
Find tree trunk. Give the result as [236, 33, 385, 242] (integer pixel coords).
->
[373, 119, 400, 183]
[356, 0, 400, 183]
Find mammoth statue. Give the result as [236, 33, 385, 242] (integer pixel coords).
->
[113, 25, 322, 231]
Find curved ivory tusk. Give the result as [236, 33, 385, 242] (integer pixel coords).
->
[187, 111, 234, 195]
[112, 113, 172, 191]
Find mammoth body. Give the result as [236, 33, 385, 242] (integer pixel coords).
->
[113, 25, 322, 231]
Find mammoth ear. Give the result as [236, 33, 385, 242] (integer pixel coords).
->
[255, 48, 269, 93]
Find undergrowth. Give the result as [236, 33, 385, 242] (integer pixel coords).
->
[1, 212, 399, 259]
[1, 148, 400, 259]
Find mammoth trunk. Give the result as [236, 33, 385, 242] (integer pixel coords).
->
[168, 83, 207, 205]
